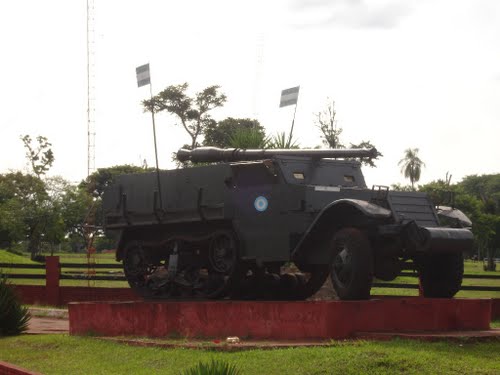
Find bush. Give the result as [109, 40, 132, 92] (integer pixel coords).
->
[182, 359, 241, 375]
[0, 274, 31, 336]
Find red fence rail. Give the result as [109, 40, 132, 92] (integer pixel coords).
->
[1, 256, 136, 306]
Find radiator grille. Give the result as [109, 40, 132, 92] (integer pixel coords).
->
[388, 192, 439, 227]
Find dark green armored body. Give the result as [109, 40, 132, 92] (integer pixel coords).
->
[102, 147, 473, 300]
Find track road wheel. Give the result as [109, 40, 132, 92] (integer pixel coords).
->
[199, 230, 241, 299]
[123, 241, 172, 299]
[330, 227, 373, 300]
[417, 252, 464, 298]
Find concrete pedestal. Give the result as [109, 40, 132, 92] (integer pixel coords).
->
[69, 298, 492, 340]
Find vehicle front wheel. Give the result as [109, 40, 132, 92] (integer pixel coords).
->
[330, 227, 373, 300]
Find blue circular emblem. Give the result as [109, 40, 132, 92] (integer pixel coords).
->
[254, 196, 268, 212]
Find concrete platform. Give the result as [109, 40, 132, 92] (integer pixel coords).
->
[68, 298, 492, 340]
[354, 329, 500, 342]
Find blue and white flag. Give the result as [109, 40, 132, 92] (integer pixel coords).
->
[279, 86, 300, 107]
[136, 63, 151, 87]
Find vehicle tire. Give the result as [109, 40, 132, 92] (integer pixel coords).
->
[417, 252, 463, 298]
[330, 227, 373, 300]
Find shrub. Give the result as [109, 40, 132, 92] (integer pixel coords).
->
[0, 274, 31, 336]
[182, 359, 241, 375]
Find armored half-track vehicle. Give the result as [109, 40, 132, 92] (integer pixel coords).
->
[102, 147, 473, 300]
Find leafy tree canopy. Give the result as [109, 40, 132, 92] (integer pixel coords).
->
[20, 135, 54, 178]
[80, 165, 154, 197]
[349, 141, 383, 168]
[314, 99, 344, 149]
[460, 174, 500, 214]
[143, 83, 227, 149]
[203, 117, 265, 148]
[419, 173, 500, 266]
[314, 99, 381, 167]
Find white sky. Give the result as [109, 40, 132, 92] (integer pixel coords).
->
[0, 0, 499, 187]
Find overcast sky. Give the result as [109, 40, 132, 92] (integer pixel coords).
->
[0, 0, 499, 187]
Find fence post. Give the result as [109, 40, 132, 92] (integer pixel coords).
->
[418, 276, 424, 297]
[45, 256, 60, 306]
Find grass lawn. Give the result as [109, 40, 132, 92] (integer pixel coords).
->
[0, 250, 38, 264]
[0, 335, 499, 375]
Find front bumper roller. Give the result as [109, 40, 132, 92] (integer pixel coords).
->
[404, 222, 473, 254]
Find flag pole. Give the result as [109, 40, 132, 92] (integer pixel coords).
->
[137, 63, 162, 210]
[288, 101, 298, 146]
[280, 86, 300, 147]
[150, 84, 163, 211]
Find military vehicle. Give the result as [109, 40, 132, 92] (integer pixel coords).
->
[102, 147, 473, 300]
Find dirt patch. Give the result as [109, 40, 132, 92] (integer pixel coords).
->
[27, 317, 69, 335]
[309, 278, 338, 300]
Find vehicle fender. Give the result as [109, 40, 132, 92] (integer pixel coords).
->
[292, 199, 392, 265]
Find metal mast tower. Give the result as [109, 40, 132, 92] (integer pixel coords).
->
[86, 0, 97, 287]
[87, 0, 96, 177]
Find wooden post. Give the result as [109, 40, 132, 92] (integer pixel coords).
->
[418, 275, 424, 297]
[45, 256, 60, 306]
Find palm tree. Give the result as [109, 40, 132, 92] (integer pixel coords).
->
[268, 132, 300, 149]
[398, 148, 425, 190]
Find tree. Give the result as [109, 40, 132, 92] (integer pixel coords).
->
[203, 117, 266, 148]
[0, 174, 28, 247]
[398, 148, 425, 190]
[57, 183, 93, 252]
[0, 172, 52, 259]
[78, 165, 155, 251]
[349, 141, 383, 168]
[143, 83, 227, 149]
[460, 174, 500, 214]
[17, 135, 58, 258]
[314, 99, 344, 149]
[457, 174, 500, 269]
[20, 135, 54, 178]
[228, 127, 269, 149]
[314, 100, 381, 167]
[204, 117, 299, 150]
[1, 136, 82, 258]
[267, 132, 300, 149]
[390, 183, 414, 192]
[80, 165, 153, 198]
[419, 175, 500, 269]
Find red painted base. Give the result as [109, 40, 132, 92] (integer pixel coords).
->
[13, 285, 138, 307]
[69, 298, 492, 340]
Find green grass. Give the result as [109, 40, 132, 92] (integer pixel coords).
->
[0, 335, 499, 374]
[0, 250, 37, 264]
[464, 261, 499, 276]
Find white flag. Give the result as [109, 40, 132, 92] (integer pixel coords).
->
[279, 86, 300, 107]
[136, 63, 151, 87]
